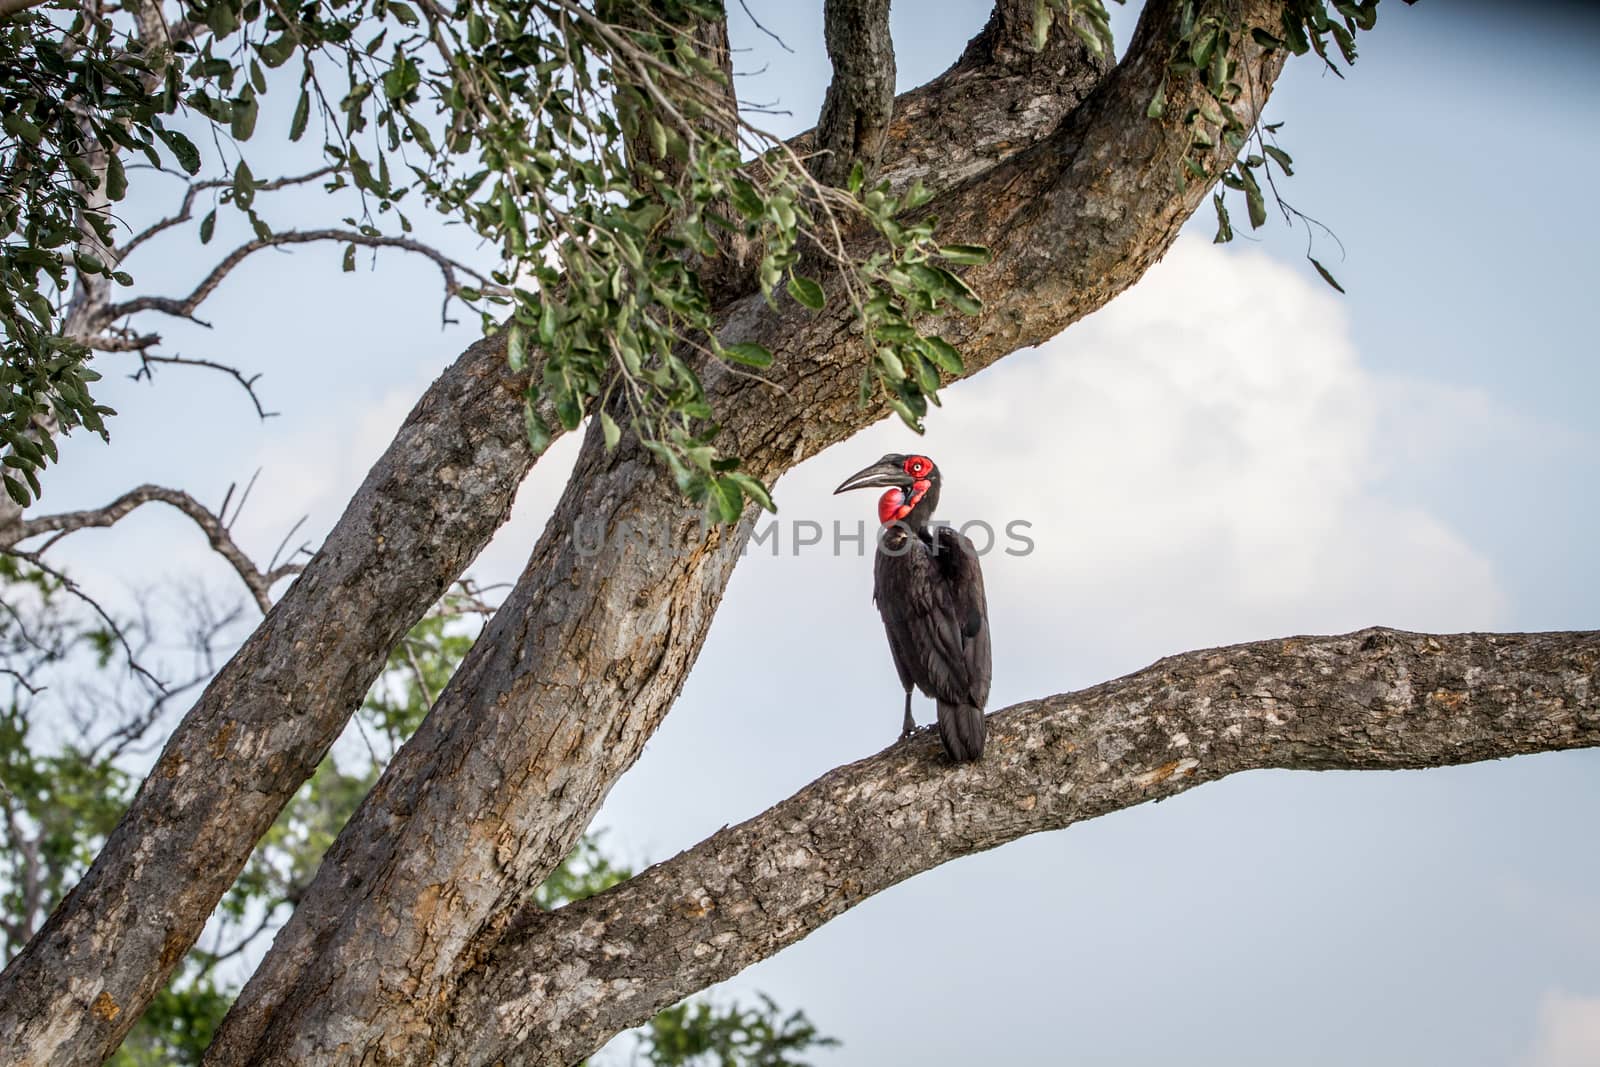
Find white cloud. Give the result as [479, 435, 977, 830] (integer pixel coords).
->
[788, 236, 1507, 688]
[1522, 991, 1600, 1067]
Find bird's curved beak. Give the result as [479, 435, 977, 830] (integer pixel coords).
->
[834, 459, 911, 495]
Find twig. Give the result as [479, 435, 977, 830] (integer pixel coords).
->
[93, 229, 505, 331]
[6, 485, 304, 613]
[4, 551, 166, 692]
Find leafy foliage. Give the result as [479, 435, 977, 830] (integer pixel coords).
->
[1149, 0, 1381, 288]
[1032, 0, 1122, 59]
[1, 0, 989, 520]
[637, 994, 838, 1067]
[0, 11, 150, 508]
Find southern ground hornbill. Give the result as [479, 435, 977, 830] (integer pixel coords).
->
[835, 453, 992, 761]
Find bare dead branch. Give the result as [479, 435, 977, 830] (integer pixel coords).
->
[734, 0, 793, 53]
[132, 353, 276, 419]
[93, 229, 504, 331]
[812, 0, 896, 186]
[3, 551, 166, 692]
[5, 485, 301, 612]
[121, 165, 340, 256]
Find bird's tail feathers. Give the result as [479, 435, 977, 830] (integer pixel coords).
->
[936, 701, 986, 762]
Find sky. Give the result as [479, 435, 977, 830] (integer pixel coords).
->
[24, 1, 1600, 1064]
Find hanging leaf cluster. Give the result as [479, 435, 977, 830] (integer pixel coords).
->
[1146, 0, 1381, 290]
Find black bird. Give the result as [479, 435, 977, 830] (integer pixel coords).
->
[835, 453, 992, 762]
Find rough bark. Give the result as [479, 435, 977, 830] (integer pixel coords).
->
[208, 1, 1291, 1063]
[436, 628, 1600, 1065]
[811, 0, 897, 186]
[0, 6, 1111, 1064]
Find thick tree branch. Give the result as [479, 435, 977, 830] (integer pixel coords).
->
[3, 484, 301, 612]
[811, 0, 896, 186]
[439, 628, 1600, 1065]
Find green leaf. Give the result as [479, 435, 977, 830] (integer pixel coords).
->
[232, 158, 255, 209]
[1239, 166, 1266, 229]
[1309, 256, 1346, 294]
[554, 387, 583, 431]
[1146, 80, 1167, 120]
[538, 301, 557, 346]
[787, 274, 825, 310]
[1251, 27, 1284, 50]
[506, 324, 527, 372]
[600, 410, 621, 450]
[1030, 0, 1054, 50]
[157, 128, 202, 174]
[877, 348, 905, 381]
[342, 243, 356, 272]
[726, 472, 775, 513]
[1263, 144, 1294, 175]
[524, 401, 552, 456]
[916, 335, 964, 374]
[2, 474, 28, 506]
[2, 112, 42, 145]
[710, 477, 743, 524]
[1212, 191, 1233, 243]
[289, 88, 310, 142]
[721, 342, 773, 368]
[259, 34, 296, 67]
[1190, 24, 1219, 69]
[231, 91, 259, 141]
[938, 244, 991, 266]
[104, 154, 127, 201]
[200, 209, 216, 244]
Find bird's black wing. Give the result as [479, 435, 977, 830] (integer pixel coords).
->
[934, 524, 991, 709]
[874, 526, 991, 709]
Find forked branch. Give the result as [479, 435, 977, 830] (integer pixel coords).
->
[4, 484, 305, 612]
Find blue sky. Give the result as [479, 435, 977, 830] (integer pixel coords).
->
[30, 1, 1600, 1064]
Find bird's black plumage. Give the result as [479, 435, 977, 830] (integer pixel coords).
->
[835, 453, 992, 761]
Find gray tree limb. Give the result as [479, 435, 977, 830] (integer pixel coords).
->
[811, 0, 897, 186]
[443, 627, 1600, 1065]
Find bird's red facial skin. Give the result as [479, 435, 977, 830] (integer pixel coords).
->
[877, 478, 932, 526]
[878, 488, 907, 525]
[902, 455, 933, 479]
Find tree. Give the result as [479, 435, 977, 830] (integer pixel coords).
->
[0, 0, 1594, 1065]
